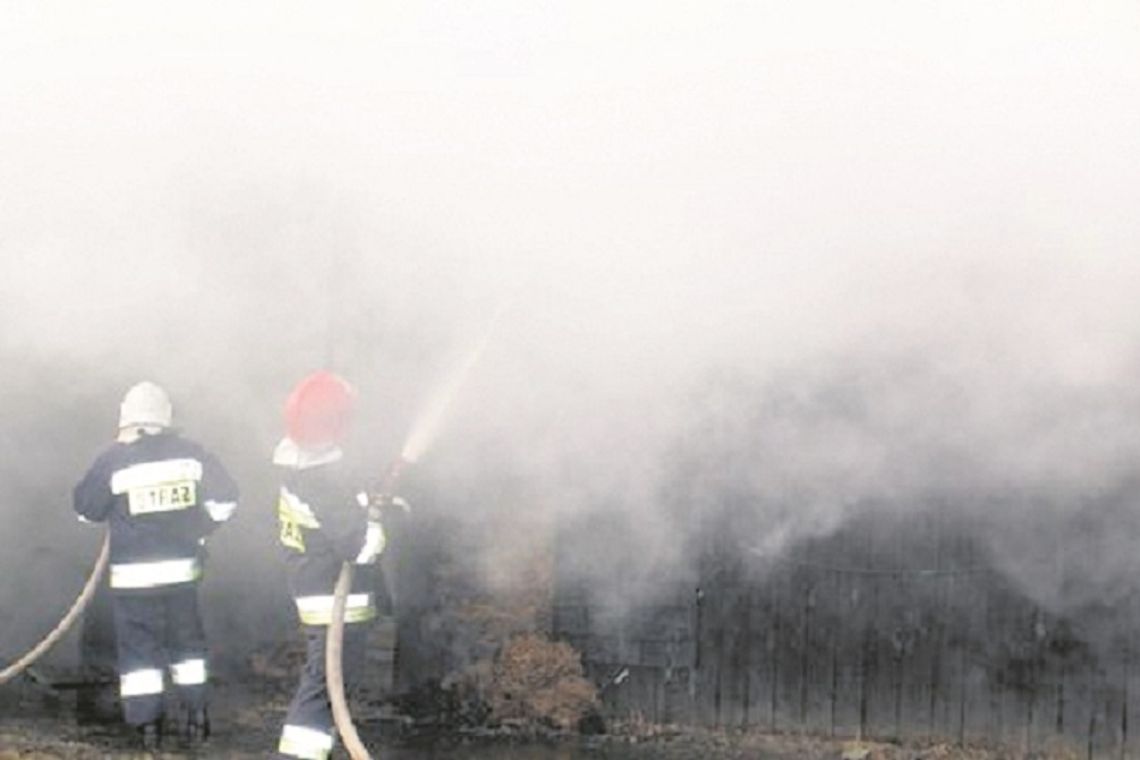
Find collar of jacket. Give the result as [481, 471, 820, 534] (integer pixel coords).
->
[117, 425, 167, 444]
[272, 437, 344, 469]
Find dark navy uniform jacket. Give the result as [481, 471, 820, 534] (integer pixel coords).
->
[273, 439, 384, 626]
[73, 431, 239, 592]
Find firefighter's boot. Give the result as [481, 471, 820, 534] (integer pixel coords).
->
[139, 721, 161, 752]
[185, 707, 210, 747]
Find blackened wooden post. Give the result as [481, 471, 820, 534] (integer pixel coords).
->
[930, 520, 947, 738]
[986, 573, 1002, 743]
[954, 534, 968, 747]
[770, 574, 781, 732]
[800, 578, 815, 729]
[857, 522, 879, 743]
[1059, 665, 1067, 739]
[1090, 668, 1105, 760]
[958, 642, 967, 746]
[858, 584, 869, 742]
[892, 574, 905, 742]
[830, 570, 842, 738]
[654, 667, 663, 724]
[691, 582, 704, 723]
[1025, 608, 1042, 757]
[1090, 701, 1097, 760]
[693, 583, 702, 715]
[1121, 620, 1131, 760]
[741, 584, 753, 728]
[693, 586, 703, 673]
[860, 577, 879, 742]
[713, 568, 726, 727]
[1026, 648, 1035, 757]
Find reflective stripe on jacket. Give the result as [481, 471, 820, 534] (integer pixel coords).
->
[273, 437, 384, 626]
[73, 431, 239, 591]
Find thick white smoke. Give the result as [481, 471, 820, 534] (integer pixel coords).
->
[2, 0, 1140, 647]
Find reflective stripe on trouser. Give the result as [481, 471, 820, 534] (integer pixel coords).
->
[110, 557, 201, 589]
[120, 668, 164, 697]
[113, 587, 208, 726]
[293, 592, 376, 626]
[276, 625, 368, 759]
[170, 657, 207, 686]
[278, 724, 334, 760]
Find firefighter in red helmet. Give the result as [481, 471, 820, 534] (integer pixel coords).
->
[273, 371, 386, 760]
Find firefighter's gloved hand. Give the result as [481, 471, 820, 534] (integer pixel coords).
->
[367, 492, 411, 514]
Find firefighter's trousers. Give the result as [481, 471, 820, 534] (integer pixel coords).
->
[77, 578, 119, 724]
[276, 624, 368, 760]
[112, 585, 208, 727]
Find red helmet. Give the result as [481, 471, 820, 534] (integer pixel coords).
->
[284, 371, 356, 447]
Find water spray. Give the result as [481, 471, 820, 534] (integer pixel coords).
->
[327, 301, 509, 760]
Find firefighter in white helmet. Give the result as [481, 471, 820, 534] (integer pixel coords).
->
[273, 371, 387, 760]
[73, 381, 239, 750]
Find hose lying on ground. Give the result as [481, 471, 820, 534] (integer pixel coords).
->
[0, 532, 110, 686]
[327, 560, 373, 760]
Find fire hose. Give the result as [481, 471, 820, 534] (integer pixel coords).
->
[0, 532, 110, 686]
[325, 460, 404, 760]
[328, 562, 372, 760]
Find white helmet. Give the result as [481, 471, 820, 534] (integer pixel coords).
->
[119, 381, 173, 430]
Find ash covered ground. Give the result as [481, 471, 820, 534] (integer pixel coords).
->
[0, 624, 1083, 760]
[0, 618, 1050, 760]
[0, 705, 1082, 760]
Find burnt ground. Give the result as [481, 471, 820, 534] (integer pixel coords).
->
[0, 624, 1088, 759]
[0, 677, 1083, 760]
[0, 587, 1086, 759]
[0, 715, 1086, 760]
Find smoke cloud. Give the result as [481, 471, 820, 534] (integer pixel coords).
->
[2, 0, 1140, 659]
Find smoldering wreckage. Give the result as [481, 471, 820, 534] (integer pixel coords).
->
[2, 355, 1140, 760]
